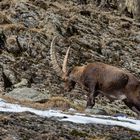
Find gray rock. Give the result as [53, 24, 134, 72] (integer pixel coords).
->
[13, 78, 28, 88]
[5, 87, 50, 102]
[3, 68, 17, 85]
[85, 108, 108, 115]
[68, 108, 77, 113]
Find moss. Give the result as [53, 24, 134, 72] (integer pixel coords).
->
[70, 129, 88, 137]
[131, 138, 140, 140]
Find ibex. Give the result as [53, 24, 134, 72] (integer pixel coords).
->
[50, 37, 140, 116]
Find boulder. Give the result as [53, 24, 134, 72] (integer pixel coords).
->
[5, 87, 50, 103]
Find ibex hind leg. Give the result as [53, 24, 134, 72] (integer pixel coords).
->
[123, 99, 140, 118]
[134, 104, 140, 119]
[132, 106, 140, 119]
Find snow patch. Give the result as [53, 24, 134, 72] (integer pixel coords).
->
[0, 98, 140, 131]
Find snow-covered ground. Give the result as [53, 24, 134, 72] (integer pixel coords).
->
[0, 98, 140, 132]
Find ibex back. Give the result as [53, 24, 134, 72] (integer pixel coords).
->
[50, 37, 140, 117]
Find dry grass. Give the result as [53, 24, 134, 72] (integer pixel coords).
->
[0, 114, 11, 122]
[45, 96, 84, 111]
[87, 137, 107, 140]
[0, 94, 84, 112]
[0, 23, 26, 31]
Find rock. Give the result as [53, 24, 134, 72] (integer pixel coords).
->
[113, 113, 127, 118]
[132, 35, 140, 43]
[6, 35, 23, 56]
[0, 0, 139, 118]
[118, 0, 140, 21]
[13, 78, 28, 88]
[68, 108, 77, 113]
[5, 87, 50, 102]
[2, 67, 17, 90]
[0, 31, 7, 51]
[0, 112, 140, 140]
[85, 108, 108, 115]
[0, 0, 140, 139]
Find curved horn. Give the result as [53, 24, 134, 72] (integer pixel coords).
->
[50, 36, 63, 77]
[62, 46, 70, 74]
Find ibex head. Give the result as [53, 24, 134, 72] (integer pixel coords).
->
[50, 36, 76, 92]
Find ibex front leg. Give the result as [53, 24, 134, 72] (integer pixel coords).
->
[86, 81, 98, 108]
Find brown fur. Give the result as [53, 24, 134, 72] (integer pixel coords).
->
[65, 62, 140, 116]
[50, 37, 140, 116]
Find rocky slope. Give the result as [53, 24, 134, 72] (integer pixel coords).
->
[1, 112, 140, 140]
[0, 0, 140, 139]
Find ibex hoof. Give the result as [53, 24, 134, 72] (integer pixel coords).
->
[86, 105, 93, 109]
